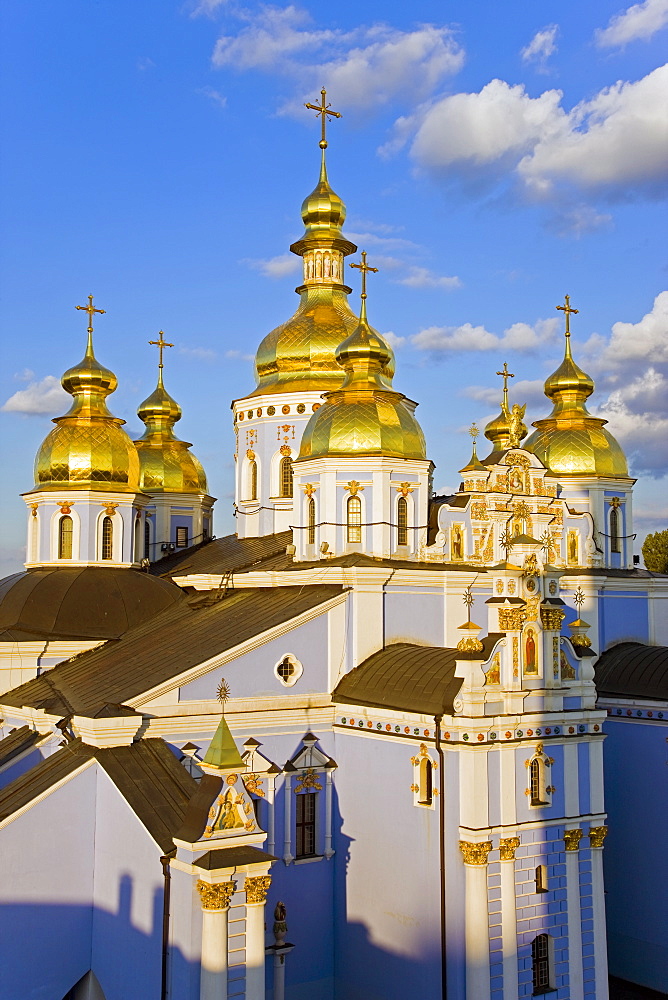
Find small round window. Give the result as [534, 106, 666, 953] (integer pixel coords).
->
[274, 653, 303, 687]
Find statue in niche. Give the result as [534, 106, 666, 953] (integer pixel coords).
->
[307, 258, 314, 279]
[508, 404, 527, 448]
[273, 902, 288, 946]
[568, 531, 578, 564]
[315, 255, 322, 278]
[452, 525, 463, 560]
[509, 466, 524, 492]
[485, 652, 501, 685]
[324, 255, 331, 278]
[332, 257, 339, 279]
[524, 628, 537, 674]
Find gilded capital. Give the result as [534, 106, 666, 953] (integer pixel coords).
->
[245, 875, 272, 904]
[196, 880, 236, 911]
[589, 825, 608, 848]
[498, 607, 527, 631]
[459, 840, 493, 866]
[564, 828, 583, 852]
[499, 836, 521, 861]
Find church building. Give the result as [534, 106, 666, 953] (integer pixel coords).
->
[0, 93, 666, 1000]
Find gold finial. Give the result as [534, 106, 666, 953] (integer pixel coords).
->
[500, 528, 514, 558]
[556, 294, 579, 350]
[217, 678, 231, 711]
[350, 251, 379, 302]
[305, 87, 342, 149]
[496, 362, 515, 414]
[469, 422, 479, 441]
[463, 585, 474, 621]
[573, 587, 585, 611]
[75, 294, 106, 355]
[149, 331, 174, 371]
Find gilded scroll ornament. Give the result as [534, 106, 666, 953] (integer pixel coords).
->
[457, 636, 484, 653]
[246, 449, 256, 461]
[196, 880, 236, 910]
[459, 841, 493, 866]
[589, 826, 608, 848]
[243, 773, 265, 797]
[499, 607, 527, 631]
[346, 481, 363, 496]
[396, 482, 415, 496]
[102, 503, 118, 517]
[499, 836, 520, 861]
[245, 875, 272, 904]
[280, 445, 292, 457]
[570, 633, 592, 649]
[564, 829, 583, 852]
[541, 607, 566, 630]
[294, 767, 322, 793]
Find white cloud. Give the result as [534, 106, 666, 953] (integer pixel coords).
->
[547, 204, 613, 238]
[521, 25, 559, 70]
[397, 65, 668, 202]
[596, 368, 668, 476]
[211, 9, 464, 111]
[179, 346, 218, 361]
[191, 0, 230, 16]
[397, 267, 462, 290]
[225, 349, 254, 362]
[242, 253, 301, 279]
[346, 231, 420, 252]
[594, 291, 668, 365]
[412, 317, 558, 354]
[198, 85, 227, 108]
[1, 375, 68, 415]
[382, 330, 406, 349]
[463, 378, 546, 407]
[595, 0, 668, 47]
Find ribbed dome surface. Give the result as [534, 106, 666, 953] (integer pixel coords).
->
[136, 373, 208, 493]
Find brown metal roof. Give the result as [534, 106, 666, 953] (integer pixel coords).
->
[0, 738, 196, 852]
[0, 567, 183, 641]
[595, 642, 668, 702]
[158, 531, 293, 579]
[0, 726, 46, 768]
[194, 846, 278, 870]
[2, 585, 345, 718]
[333, 638, 500, 716]
[244, 550, 484, 574]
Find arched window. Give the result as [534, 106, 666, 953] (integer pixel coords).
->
[29, 515, 39, 562]
[530, 758, 545, 806]
[58, 515, 73, 559]
[307, 496, 316, 544]
[532, 934, 553, 993]
[144, 520, 151, 560]
[101, 516, 113, 560]
[249, 460, 258, 500]
[397, 496, 408, 546]
[279, 457, 293, 498]
[418, 756, 433, 805]
[610, 504, 620, 553]
[347, 495, 362, 543]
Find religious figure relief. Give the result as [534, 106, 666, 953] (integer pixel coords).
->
[331, 257, 339, 279]
[324, 255, 331, 278]
[206, 787, 249, 837]
[568, 530, 579, 565]
[508, 404, 527, 448]
[451, 525, 463, 561]
[560, 651, 576, 680]
[524, 628, 538, 675]
[508, 467, 524, 493]
[485, 652, 501, 685]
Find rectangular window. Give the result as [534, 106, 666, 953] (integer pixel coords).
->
[296, 792, 317, 858]
[532, 934, 553, 994]
[535, 865, 548, 893]
[176, 526, 188, 548]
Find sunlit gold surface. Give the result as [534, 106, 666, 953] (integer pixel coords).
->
[524, 305, 628, 477]
[35, 320, 140, 492]
[135, 372, 208, 493]
[299, 301, 426, 461]
[484, 362, 515, 450]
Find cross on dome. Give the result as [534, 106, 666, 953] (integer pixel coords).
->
[556, 294, 579, 338]
[75, 294, 105, 334]
[350, 251, 378, 301]
[149, 331, 174, 370]
[304, 88, 342, 149]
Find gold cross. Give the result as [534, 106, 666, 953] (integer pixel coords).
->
[75, 294, 105, 334]
[148, 330, 174, 369]
[304, 88, 342, 149]
[556, 295, 578, 337]
[350, 251, 378, 300]
[496, 361, 515, 392]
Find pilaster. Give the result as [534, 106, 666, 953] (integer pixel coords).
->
[459, 840, 492, 1000]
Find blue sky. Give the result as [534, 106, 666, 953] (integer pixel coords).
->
[1, 0, 667, 573]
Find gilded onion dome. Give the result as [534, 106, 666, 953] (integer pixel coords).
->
[484, 363, 519, 451]
[251, 147, 394, 396]
[298, 293, 426, 460]
[524, 302, 628, 477]
[34, 319, 140, 492]
[135, 367, 208, 494]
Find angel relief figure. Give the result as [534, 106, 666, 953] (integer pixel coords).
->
[213, 789, 245, 832]
[508, 404, 527, 448]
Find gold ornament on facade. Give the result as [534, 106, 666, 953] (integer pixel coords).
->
[196, 880, 236, 911]
[564, 829, 583, 852]
[303, 483, 316, 497]
[507, 403, 528, 448]
[246, 449, 256, 461]
[102, 503, 118, 517]
[499, 607, 527, 631]
[525, 596, 541, 622]
[589, 826, 608, 848]
[243, 774, 266, 798]
[499, 836, 520, 861]
[294, 767, 323, 793]
[553, 636, 560, 677]
[512, 636, 519, 676]
[346, 481, 363, 496]
[59, 503, 73, 514]
[560, 651, 576, 679]
[280, 445, 292, 457]
[245, 875, 272, 904]
[396, 482, 415, 497]
[459, 841, 493, 866]
[571, 633, 592, 649]
[541, 607, 566, 630]
[457, 635, 485, 653]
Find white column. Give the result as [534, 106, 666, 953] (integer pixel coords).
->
[196, 881, 235, 1000]
[324, 770, 334, 858]
[267, 775, 276, 856]
[283, 774, 293, 864]
[272, 951, 286, 1000]
[245, 876, 272, 1000]
[499, 838, 519, 1000]
[590, 828, 610, 1000]
[564, 830, 584, 1000]
[460, 841, 492, 1000]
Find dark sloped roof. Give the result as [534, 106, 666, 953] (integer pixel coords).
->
[0, 567, 183, 641]
[194, 846, 278, 870]
[1, 585, 345, 718]
[595, 642, 668, 702]
[158, 531, 293, 579]
[333, 637, 500, 716]
[0, 726, 46, 768]
[242, 550, 484, 574]
[0, 738, 196, 852]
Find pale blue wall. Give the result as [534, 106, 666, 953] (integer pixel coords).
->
[603, 718, 668, 992]
[598, 594, 649, 648]
[384, 590, 444, 646]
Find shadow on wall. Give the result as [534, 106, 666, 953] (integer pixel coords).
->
[0, 874, 198, 1000]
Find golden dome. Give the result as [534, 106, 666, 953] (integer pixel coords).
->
[135, 370, 208, 494]
[34, 328, 140, 492]
[524, 307, 628, 478]
[484, 404, 512, 451]
[251, 148, 394, 396]
[298, 299, 426, 461]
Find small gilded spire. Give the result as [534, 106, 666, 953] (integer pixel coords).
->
[75, 294, 106, 359]
[336, 254, 391, 389]
[460, 422, 487, 473]
[304, 87, 342, 151]
[201, 678, 245, 772]
[148, 330, 174, 388]
[138, 332, 181, 435]
[484, 362, 514, 450]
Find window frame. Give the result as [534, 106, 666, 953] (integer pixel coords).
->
[279, 456, 293, 498]
[531, 933, 555, 994]
[307, 496, 316, 545]
[101, 516, 114, 560]
[295, 790, 317, 859]
[609, 503, 620, 553]
[58, 515, 73, 560]
[248, 459, 258, 501]
[346, 494, 362, 544]
[397, 496, 408, 546]
[175, 526, 189, 548]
